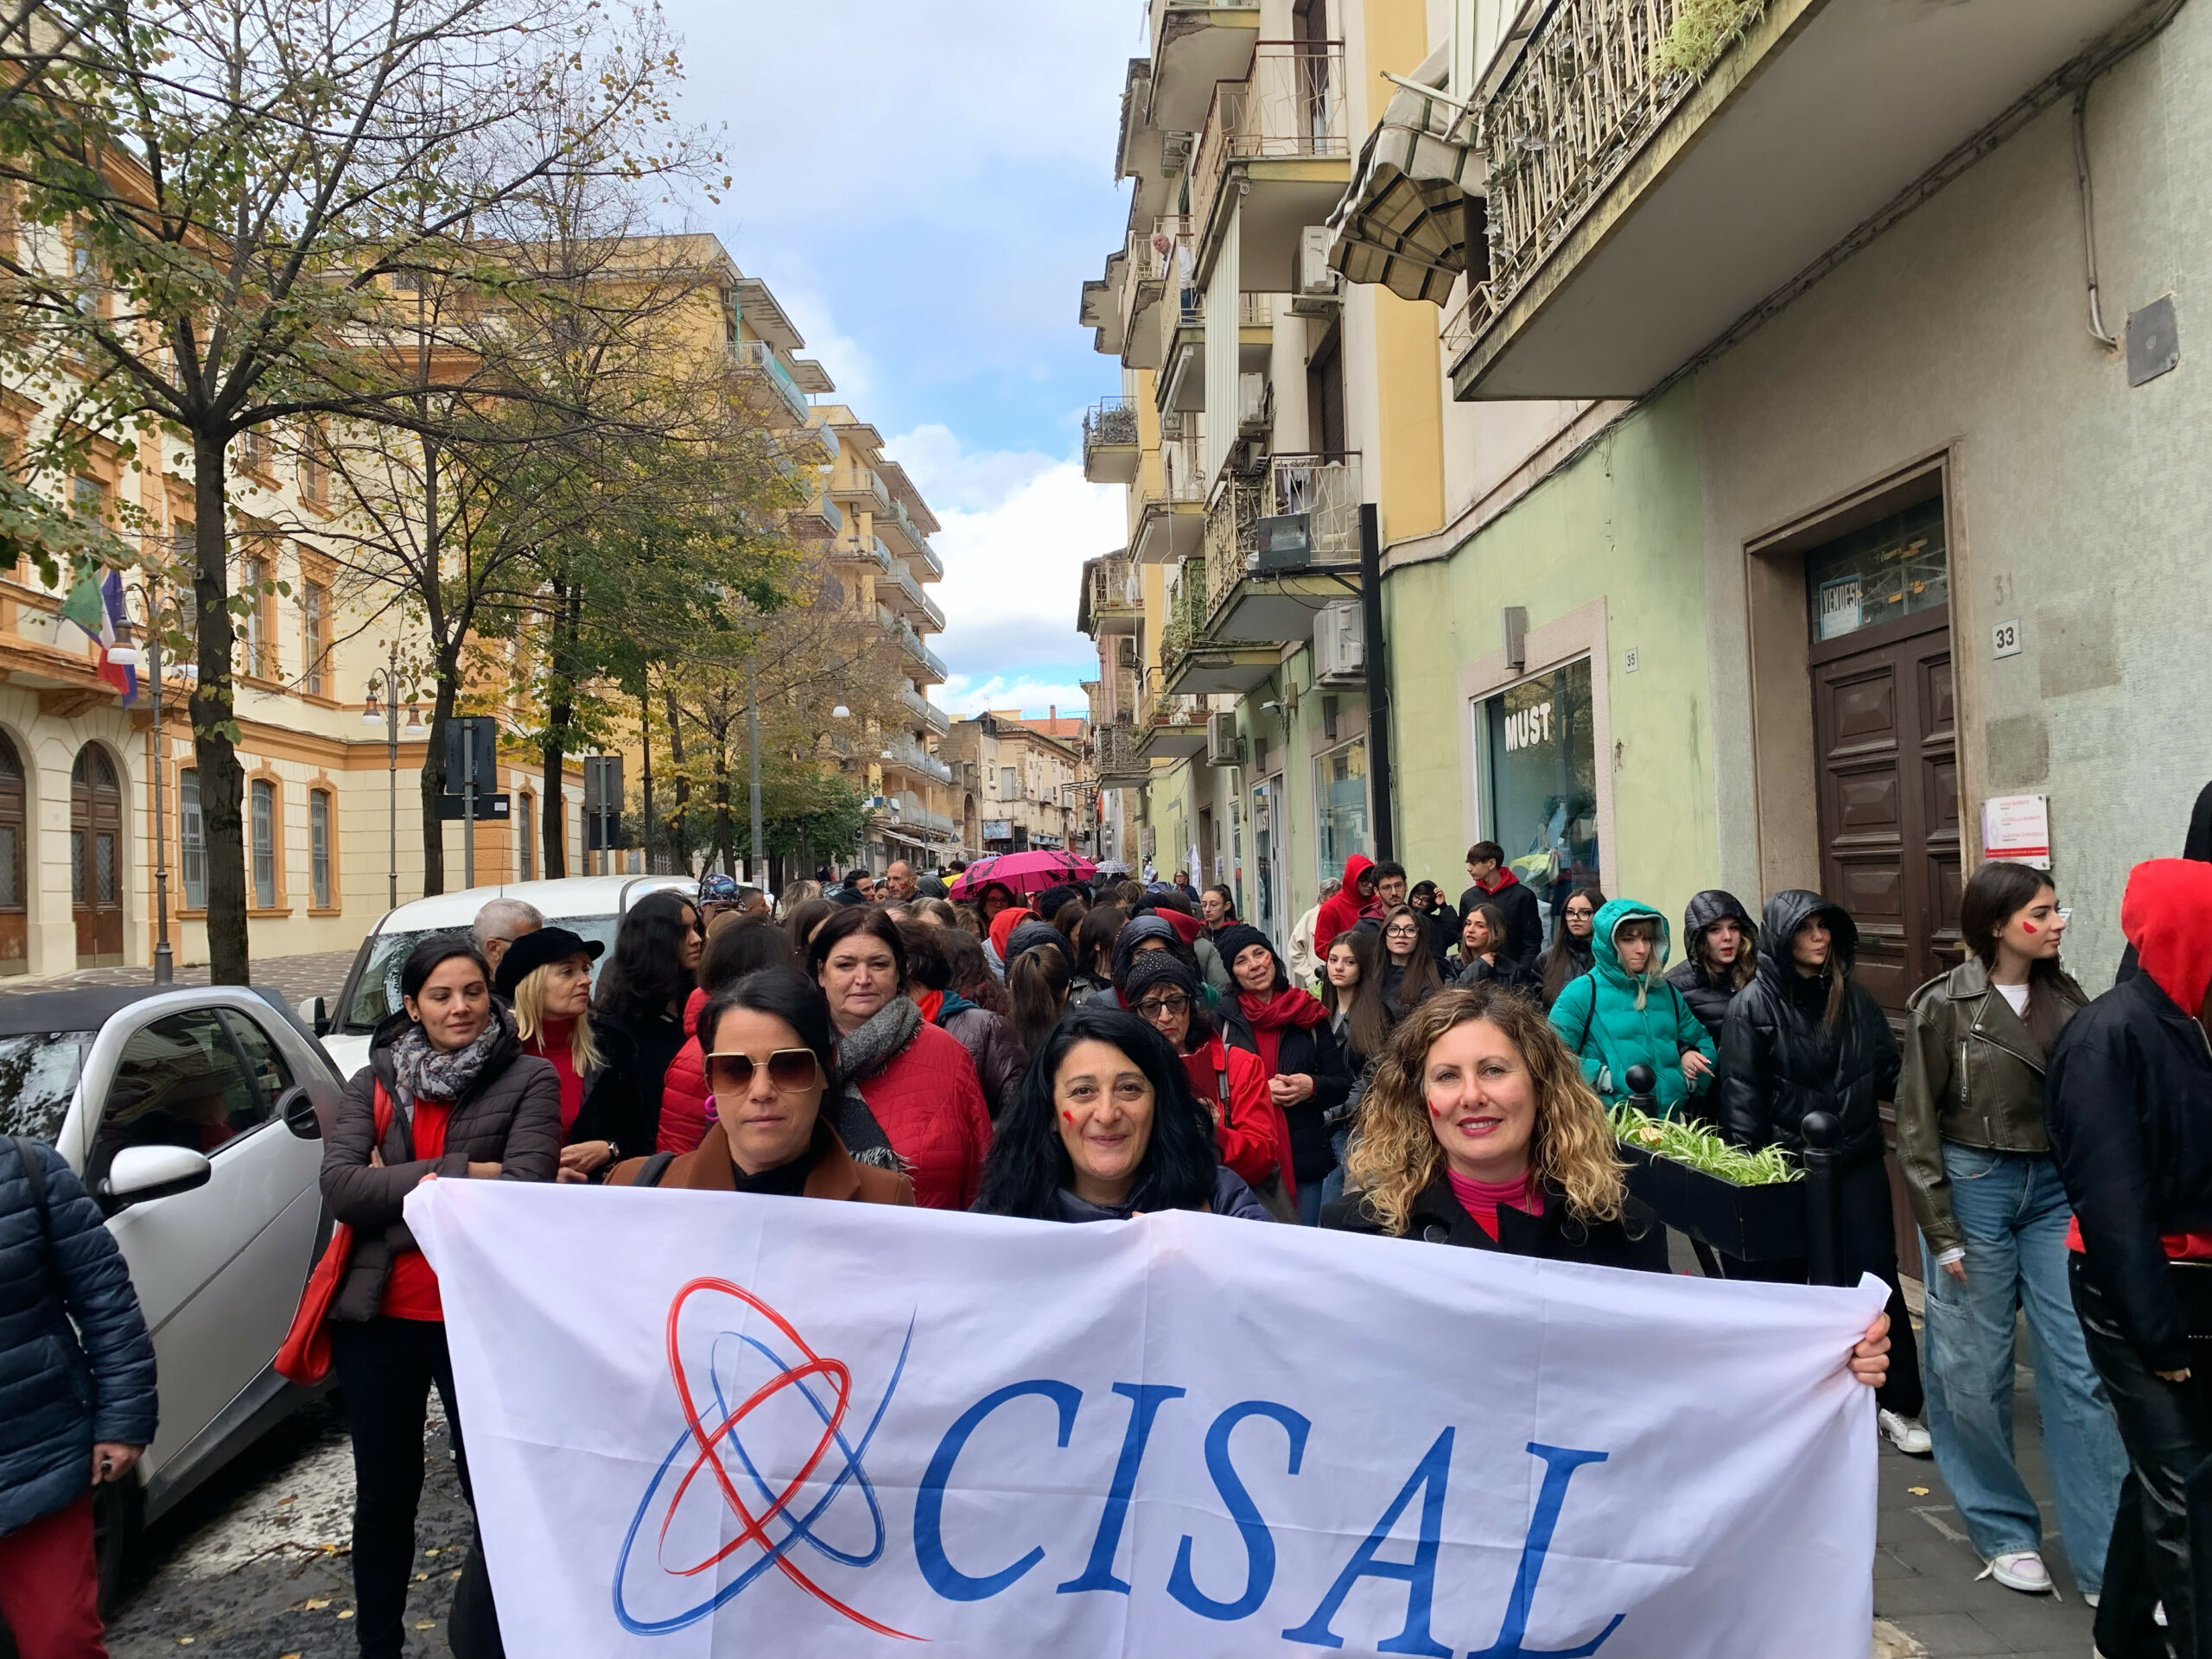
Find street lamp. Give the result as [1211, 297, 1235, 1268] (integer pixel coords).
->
[364, 643, 423, 911]
[103, 580, 172, 983]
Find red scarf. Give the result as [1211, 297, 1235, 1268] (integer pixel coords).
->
[912, 988, 945, 1025]
[1236, 987, 1327, 1076]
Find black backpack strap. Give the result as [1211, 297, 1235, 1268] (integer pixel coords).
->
[12, 1135, 65, 1306]
[632, 1150, 678, 1189]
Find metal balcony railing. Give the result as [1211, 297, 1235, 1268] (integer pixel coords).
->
[1455, 0, 1703, 353]
[1088, 552, 1141, 618]
[1122, 214, 1196, 346]
[1203, 452, 1363, 626]
[888, 562, 947, 632]
[733, 340, 810, 425]
[1139, 677, 1204, 734]
[1239, 292, 1274, 328]
[901, 684, 950, 735]
[1084, 397, 1139, 456]
[831, 466, 892, 515]
[1096, 721, 1148, 781]
[876, 496, 934, 563]
[881, 736, 954, 785]
[838, 532, 893, 573]
[1192, 41, 1348, 244]
[1160, 556, 1209, 666]
[887, 614, 948, 681]
[1143, 432, 1208, 506]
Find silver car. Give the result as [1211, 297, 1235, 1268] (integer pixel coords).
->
[0, 983, 341, 1602]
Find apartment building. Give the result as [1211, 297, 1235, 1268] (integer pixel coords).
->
[941, 710, 1085, 855]
[1080, 0, 2210, 998]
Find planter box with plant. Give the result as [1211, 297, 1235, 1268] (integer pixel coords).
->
[1609, 1103, 1808, 1262]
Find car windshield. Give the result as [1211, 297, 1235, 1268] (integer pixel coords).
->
[0, 1032, 95, 1144]
[341, 914, 622, 1033]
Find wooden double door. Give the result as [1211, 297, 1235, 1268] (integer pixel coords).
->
[73, 745, 125, 966]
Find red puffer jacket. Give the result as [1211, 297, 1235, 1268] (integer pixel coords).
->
[656, 988, 711, 1155]
[854, 1022, 992, 1211]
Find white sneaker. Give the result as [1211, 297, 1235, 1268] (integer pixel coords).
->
[2083, 1592, 2100, 1609]
[1979, 1550, 2053, 1594]
[1878, 1409, 1934, 1456]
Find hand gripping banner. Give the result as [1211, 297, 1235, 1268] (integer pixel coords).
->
[407, 1182, 1885, 1658]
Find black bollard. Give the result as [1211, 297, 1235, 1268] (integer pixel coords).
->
[1624, 1063, 1658, 1116]
[1800, 1110, 1847, 1287]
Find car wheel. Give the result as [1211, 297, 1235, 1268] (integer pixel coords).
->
[92, 1476, 143, 1617]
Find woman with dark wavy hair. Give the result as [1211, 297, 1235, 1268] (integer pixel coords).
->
[972, 1005, 1274, 1223]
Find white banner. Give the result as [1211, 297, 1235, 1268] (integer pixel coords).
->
[407, 1182, 1885, 1658]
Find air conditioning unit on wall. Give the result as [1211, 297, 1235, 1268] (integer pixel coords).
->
[1293, 225, 1342, 316]
[1313, 601, 1364, 685]
[1205, 711, 1243, 767]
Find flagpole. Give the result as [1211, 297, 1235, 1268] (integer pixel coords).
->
[148, 582, 172, 985]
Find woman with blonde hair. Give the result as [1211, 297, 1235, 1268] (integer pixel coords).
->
[1321, 985, 1898, 1392]
[494, 928, 644, 1184]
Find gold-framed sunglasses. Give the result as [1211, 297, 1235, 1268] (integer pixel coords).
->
[705, 1049, 821, 1094]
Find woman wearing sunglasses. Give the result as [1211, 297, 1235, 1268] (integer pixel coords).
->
[608, 968, 913, 1204]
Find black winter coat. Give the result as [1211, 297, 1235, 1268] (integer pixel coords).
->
[1322, 1171, 1669, 1272]
[321, 1012, 563, 1322]
[1460, 876, 1544, 976]
[1219, 1007, 1351, 1184]
[1665, 890, 1759, 1046]
[2115, 781, 2212, 987]
[0, 1137, 158, 1535]
[1719, 890, 1900, 1168]
[2047, 971, 2212, 1374]
[578, 1004, 687, 1158]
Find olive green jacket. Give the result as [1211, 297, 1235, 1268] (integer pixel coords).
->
[1894, 956, 2088, 1255]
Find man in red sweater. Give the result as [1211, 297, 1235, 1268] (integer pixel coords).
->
[1459, 841, 1543, 978]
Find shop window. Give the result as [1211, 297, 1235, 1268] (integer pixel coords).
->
[180, 768, 206, 910]
[309, 789, 332, 909]
[1474, 656, 1600, 911]
[250, 778, 276, 908]
[1805, 495, 1948, 645]
[1312, 737, 1369, 880]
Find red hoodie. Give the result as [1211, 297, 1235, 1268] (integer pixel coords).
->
[1313, 854, 1375, 957]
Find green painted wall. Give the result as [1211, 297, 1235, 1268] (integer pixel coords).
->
[1382, 382, 1723, 938]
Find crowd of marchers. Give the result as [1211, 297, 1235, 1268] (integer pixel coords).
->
[7, 788, 2212, 1659]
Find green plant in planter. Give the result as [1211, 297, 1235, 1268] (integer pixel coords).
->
[1609, 1104, 1802, 1187]
[1651, 0, 1767, 81]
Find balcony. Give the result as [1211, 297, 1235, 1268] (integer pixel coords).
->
[1191, 41, 1351, 294]
[1448, 0, 2147, 400]
[1132, 431, 1208, 565]
[1156, 285, 1205, 415]
[1084, 552, 1141, 637]
[733, 340, 810, 427]
[1203, 452, 1362, 642]
[1097, 721, 1149, 789]
[789, 488, 842, 542]
[906, 534, 944, 582]
[835, 532, 892, 574]
[1147, 0, 1261, 130]
[1159, 551, 1276, 697]
[876, 496, 936, 565]
[1082, 397, 1141, 485]
[884, 561, 947, 632]
[797, 421, 840, 467]
[881, 736, 954, 786]
[830, 465, 892, 515]
[1082, 250, 1128, 358]
[886, 613, 947, 684]
[1136, 677, 1208, 761]
[901, 684, 950, 736]
[1119, 214, 1195, 372]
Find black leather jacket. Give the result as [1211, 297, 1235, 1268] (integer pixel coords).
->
[1719, 890, 1901, 1167]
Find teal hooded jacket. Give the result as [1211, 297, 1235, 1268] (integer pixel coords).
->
[1547, 898, 1718, 1117]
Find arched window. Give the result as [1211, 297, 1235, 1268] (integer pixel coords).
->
[250, 778, 277, 908]
[0, 734, 24, 973]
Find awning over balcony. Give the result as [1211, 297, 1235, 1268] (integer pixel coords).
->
[1325, 44, 1484, 306]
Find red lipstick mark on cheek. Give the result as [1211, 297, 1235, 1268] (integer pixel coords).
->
[1062, 1111, 1077, 1126]
[2022, 922, 2038, 934]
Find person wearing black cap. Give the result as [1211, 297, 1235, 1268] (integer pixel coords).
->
[318, 936, 559, 1659]
[1213, 921, 1349, 1224]
[1123, 951, 1294, 1220]
[493, 926, 644, 1184]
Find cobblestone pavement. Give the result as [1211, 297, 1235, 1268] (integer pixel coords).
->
[0, 949, 359, 1007]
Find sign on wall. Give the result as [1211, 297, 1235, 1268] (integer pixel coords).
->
[1981, 794, 2052, 868]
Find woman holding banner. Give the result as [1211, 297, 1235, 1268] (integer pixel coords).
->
[608, 969, 914, 1205]
[972, 1005, 1276, 1223]
[1321, 983, 1893, 1387]
[318, 937, 562, 1659]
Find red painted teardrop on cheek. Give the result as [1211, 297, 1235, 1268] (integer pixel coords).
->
[2022, 922, 2038, 934]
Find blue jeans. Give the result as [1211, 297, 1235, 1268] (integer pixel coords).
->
[1919, 1143, 2129, 1592]
[1313, 1128, 1351, 1222]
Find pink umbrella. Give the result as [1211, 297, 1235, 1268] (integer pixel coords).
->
[947, 849, 1098, 899]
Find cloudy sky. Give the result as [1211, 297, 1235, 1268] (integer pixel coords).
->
[658, 0, 1135, 720]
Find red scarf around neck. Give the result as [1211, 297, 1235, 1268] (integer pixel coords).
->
[1237, 987, 1327, 1076]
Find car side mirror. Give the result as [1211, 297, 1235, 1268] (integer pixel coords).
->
[279, 1085, 321, 1141]
[100, 1145, 213, 1207]
[298, 995, 328, 1037]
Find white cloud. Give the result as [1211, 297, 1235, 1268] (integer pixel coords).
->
[882, 423, 1124, 718]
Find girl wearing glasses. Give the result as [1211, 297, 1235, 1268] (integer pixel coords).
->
[1538, 884, 1605, 1011]
[1378, 903, 1446, 1020]
[1122, 953, 1293, 1220]
[609, 969, 913, 1205]
[972, 1005, 1275, 1224]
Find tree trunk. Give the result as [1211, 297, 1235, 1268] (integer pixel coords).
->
[418, 651, 459, 896]
[639, 683, 654, 873]
[190, 430, 249, 982]
[711, 737, 732, 875]
[664, 685, 690, 867]
[541, 579, 582, 880]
